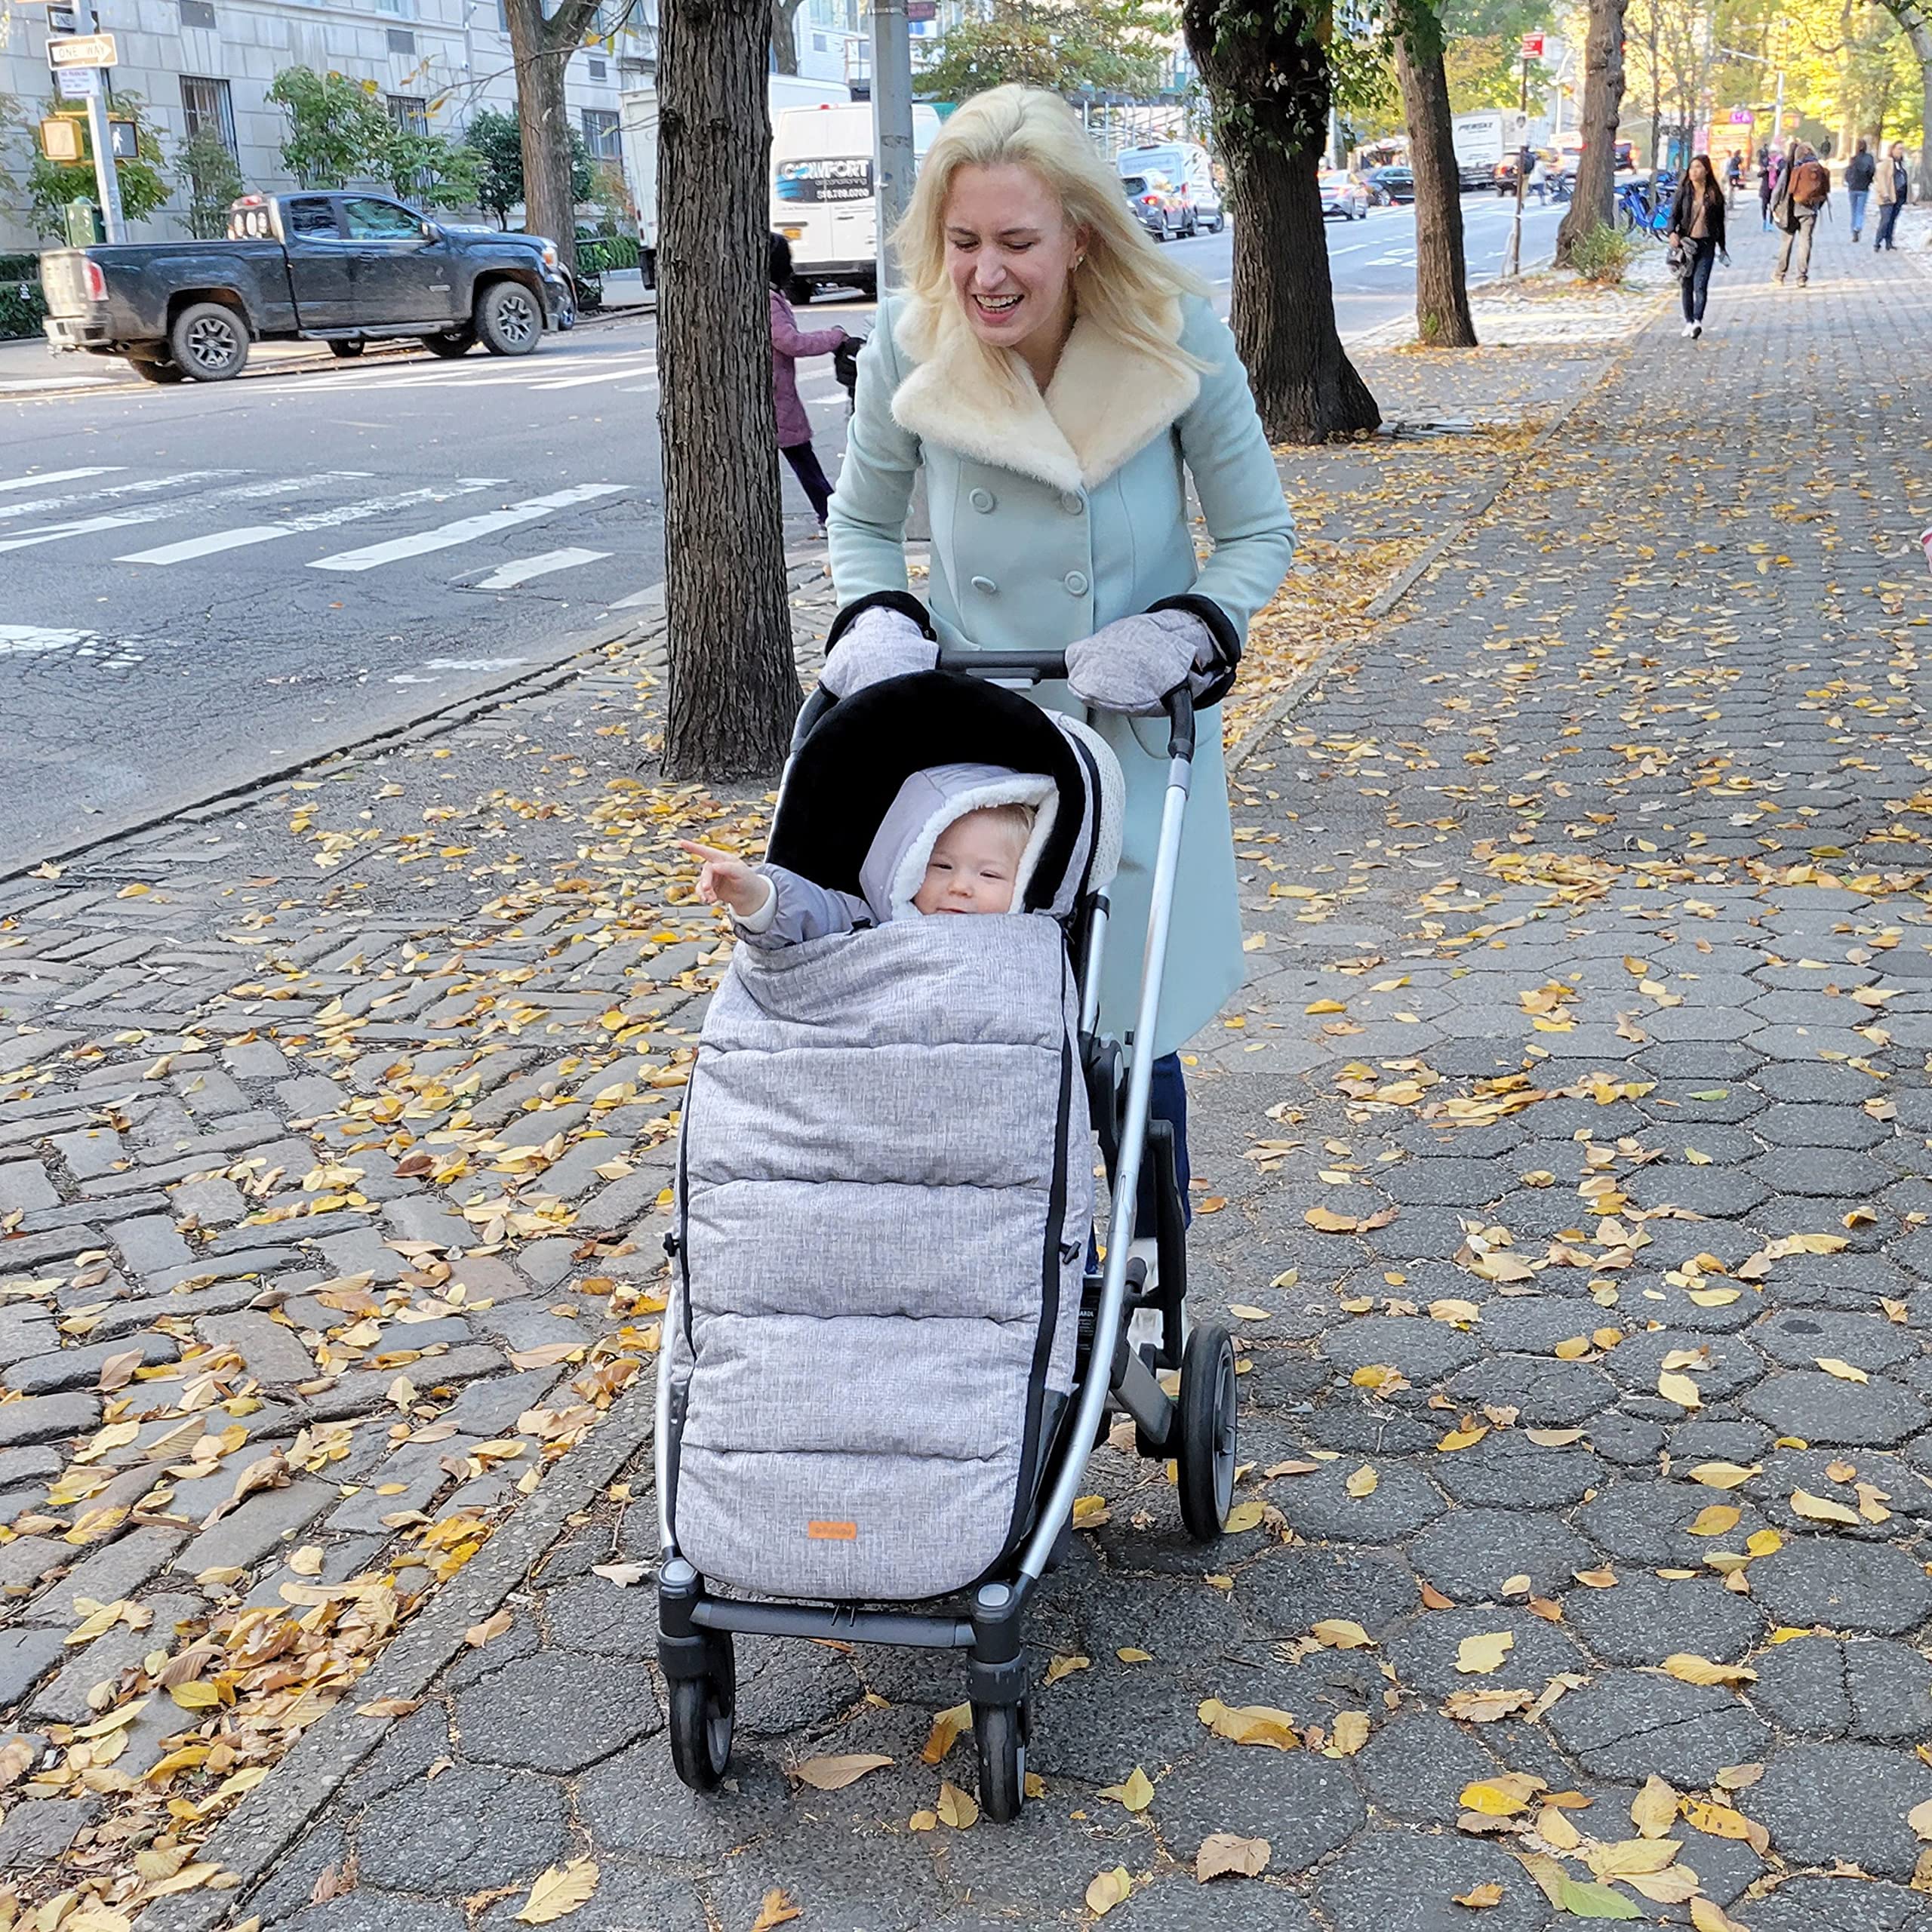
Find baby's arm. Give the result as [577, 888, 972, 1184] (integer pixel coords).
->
[679, 845, 866, 947]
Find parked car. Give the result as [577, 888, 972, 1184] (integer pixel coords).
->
[1365, 165, 1416, 205]
[1318, 170, 1373, 220]
[1122, 172, 1189, 241]
[1116, 142, 1226, 233]
[38, 190, 574, 383]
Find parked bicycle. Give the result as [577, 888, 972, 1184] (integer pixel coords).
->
[1617, 172, 1678, 235]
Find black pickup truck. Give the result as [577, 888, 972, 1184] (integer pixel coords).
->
[39, 190, 576, 383]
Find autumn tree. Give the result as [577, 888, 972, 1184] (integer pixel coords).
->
[1391, 0, 1475, 346]
[503, 0, 633, 273]
[1180, 0, 1380, 440]
[1868, 0, 1930, 197]
[657, 0, 799, 778]
[771, 0, 809, 72]
[1554, 0, 1628, 265]
[915, 0, 1175, 98]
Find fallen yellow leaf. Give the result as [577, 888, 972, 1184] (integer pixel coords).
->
[794, 1753, 893, 1792]
[515, 1858, 598, 1924]
[1456, 1631, 1515, 1675]
[1097, 1766, 1155, 1813]
[1085, 1866, 1133, 1915]
[1196, 1833, 1271, 1881]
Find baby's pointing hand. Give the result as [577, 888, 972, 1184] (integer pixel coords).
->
[676, 841, 763, 918]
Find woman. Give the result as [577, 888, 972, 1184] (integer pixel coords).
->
[1758, 149, 1777, 232]
[1668, 155, 1727, 340]
[768, 234, 854, 531]
[1873, 141, 1910, 251]
[823, 85, 1294, 1212]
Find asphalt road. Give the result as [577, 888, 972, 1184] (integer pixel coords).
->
[0, 190, 1567, 869]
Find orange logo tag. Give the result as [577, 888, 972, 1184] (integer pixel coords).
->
[807, 1520, 857, 1541]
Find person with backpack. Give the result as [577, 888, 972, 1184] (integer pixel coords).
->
[1873, 141, 1911, 251]
[1844, 137, 1877, 241]
[1773, 141, 1829, 287]
[1669, 155, 1728, 340]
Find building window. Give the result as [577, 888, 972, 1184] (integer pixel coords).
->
[372, 0, 412, 16]
[386, 27, 416, 53]
[807, 0, 863, 33]
[178, 0, 218, 28]
[587, 57, 607, 79]
[581, 108, 620, 162]
[386, 94, 429, 136]
[180, 75, 237, 155]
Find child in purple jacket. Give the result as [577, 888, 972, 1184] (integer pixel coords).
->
[769, 232, 856, 530]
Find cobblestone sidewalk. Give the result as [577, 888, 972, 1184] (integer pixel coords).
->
[2, 227, 1927, 1932]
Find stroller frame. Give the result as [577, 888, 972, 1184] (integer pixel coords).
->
[656, 650, 1238, 1819]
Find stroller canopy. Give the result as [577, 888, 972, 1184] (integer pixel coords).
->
[769, 672, 1123, 921]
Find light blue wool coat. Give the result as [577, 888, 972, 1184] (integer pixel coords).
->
[827, 287, 1295, 1057]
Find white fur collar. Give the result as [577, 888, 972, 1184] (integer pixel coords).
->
[890, 292, 1200, 494]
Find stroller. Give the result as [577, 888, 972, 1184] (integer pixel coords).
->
[655, 653, 1238, 1819]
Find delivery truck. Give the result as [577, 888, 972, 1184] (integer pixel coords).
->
[771, 100, 942, 300]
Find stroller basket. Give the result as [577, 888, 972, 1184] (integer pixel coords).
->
[655, 654, 1237, 1819]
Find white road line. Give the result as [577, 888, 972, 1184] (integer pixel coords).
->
[250, 356, 660, 398]
[117, 478, 508, 565]
[0, 469, 241, 525]
[0, 624, 88, 654]
[0, 374, 114, 392]
[0, 466, 124, 494]
[309, 482, 628, 573]
[609, 584, 663, 610]
[0, 472, 374, 555]
[526, 363, 658, 392]
[467, 547, 609, 589]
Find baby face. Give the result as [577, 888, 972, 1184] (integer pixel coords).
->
[913, 808, 1027, 916]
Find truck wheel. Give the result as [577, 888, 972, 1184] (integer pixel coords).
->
[128, 355, 186, 385]
[328, 339, 365, 358]
[168, 302, 250, 381]
[474, 281, 541, 356]
[420, 328, 475, 359]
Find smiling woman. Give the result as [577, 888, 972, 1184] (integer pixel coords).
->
[822, 84, 1296, 1214]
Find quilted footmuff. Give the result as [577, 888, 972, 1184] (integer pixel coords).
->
[661, 914, 1090, 1601]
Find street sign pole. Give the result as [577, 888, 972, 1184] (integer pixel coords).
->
[869, 0, 914, 293]
[1504, 48, 1531, 276]
[59, 0, 124, 241]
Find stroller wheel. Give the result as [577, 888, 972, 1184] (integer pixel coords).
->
[973, 1697, 1029, 1822]
[666, 1635, 736, 1792]
[1177, 1322, 1238, 1541]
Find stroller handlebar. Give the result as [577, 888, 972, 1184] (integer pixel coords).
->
[797, 655, 1197, 763]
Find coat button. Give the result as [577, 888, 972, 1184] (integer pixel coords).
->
[1063, 571, 1088, 595]
[1060, 492, 1084, 514]
[971, 574, 998, 594]
[969, 488, 995, 512]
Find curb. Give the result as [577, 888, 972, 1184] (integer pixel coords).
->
[1226, 285, 1669, 777]
[1, 592, 668, 885]
[134, 1381, 657, 1932]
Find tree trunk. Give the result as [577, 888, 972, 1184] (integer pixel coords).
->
[1906, 10, 1932, 198]
[1227, 139, 1380, 441]
[505, 0, 596, 276]
[1394, 18, 1476, 348]
[660, 0, 800, 780]
[1555, 0, 1629, 264]
[771, 0, 805, 73]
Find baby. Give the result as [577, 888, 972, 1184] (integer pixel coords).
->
[680, 762, 1051, 946]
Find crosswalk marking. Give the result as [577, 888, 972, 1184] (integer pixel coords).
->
[468, 548, 610, 590]
[528, 363, 657, 392]
[117, 479, 507, 565]
[0, 469, 240, 525]
[0, 467, 124, 494]
[309, 483, 628, 573]
[250, 355, 660, 398]
[0, 472, 374, 555]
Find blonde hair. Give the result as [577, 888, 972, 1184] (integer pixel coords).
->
[894, 85, 1211, 386]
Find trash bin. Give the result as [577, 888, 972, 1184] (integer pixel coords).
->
[64, 198, 105, 248]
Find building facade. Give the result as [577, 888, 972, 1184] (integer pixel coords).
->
[0, 0, 658, 251]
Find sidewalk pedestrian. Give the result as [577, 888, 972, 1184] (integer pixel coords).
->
[825, 83, 1294, 1214]
[1724, 149, 1743, 207]
[1669, 155, 1728, 339]
[1873, 141, 1910, 251]
[1772, 141, 1829, 286]
[768, 233, 854, 532]
[1844, 137, 1876, 240]
[1758, 149, 1777, 231]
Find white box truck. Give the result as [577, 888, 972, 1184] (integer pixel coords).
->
[771, 100, 941, 300]
[620, 75, 850, 289]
